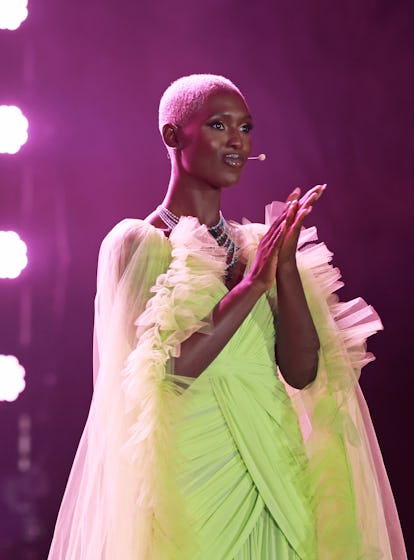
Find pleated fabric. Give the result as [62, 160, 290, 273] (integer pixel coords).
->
[174, 291, 316, 559]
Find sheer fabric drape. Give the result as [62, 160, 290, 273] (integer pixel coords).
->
[48, 210, 407, 559]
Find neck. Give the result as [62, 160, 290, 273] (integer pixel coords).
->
[161, 169, 222, 227]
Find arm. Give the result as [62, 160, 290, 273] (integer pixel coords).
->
[174, 215, 287, 378]
[174, 185, 325, 381]
[274, 186, 325, 389]
[275, 261, 320, 389]
[175, 278, 265, 377]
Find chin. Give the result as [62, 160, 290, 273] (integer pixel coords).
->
[221, 180, 239, 189]
[217, 171, 243, 188]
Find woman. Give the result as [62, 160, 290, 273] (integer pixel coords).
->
[48, 75, 406, 559]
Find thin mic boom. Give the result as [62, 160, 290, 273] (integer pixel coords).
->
[248, 153, 266, 161]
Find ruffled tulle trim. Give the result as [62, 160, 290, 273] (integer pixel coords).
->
[49, 211, 405, 560]
[119, 209, 402, 559]
[264, 201, 398, 559]
[295, 237, 384, 560]
[120, 217, 226, 559]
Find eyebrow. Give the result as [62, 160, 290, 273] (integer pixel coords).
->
[210, 112, 253, 120]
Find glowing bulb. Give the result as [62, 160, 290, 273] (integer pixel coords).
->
[0, 355, 26, 402]
[0, 231, 28, 278]
[0, 0, 28, 30]
[0, 105, 29, 154]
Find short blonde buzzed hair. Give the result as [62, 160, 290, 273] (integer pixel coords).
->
[158, 74, 245, 134]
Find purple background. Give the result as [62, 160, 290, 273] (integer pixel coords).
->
[1, 1, 413, 557]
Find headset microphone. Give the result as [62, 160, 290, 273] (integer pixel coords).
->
[248, 154, 266, 161]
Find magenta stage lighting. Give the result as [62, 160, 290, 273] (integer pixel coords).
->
[0, 231, 28, 279]
[0, 105, 29, 154]
[0, 355, 26, 402]
[0, 0, 28, 30]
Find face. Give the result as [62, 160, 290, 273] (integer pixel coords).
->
[176, 89, 253, 189]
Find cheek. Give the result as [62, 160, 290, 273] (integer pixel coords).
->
[188, 135, 219, 162]
[196, 129, 219, 150]
[245, 136, 252, 155]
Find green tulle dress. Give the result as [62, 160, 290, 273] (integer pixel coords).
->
[174, 288, 315, 559]
[48, 209, 407, 560]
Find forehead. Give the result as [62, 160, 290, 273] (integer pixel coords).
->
[193, 90, 251, 121]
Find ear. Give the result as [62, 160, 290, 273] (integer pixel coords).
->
[162, 124, 181, 149]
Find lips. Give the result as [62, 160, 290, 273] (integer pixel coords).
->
[223, 153, 246, 167]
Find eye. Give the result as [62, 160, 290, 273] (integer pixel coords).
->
[208, 120, 225, 130]
[240, 122, 253, 133]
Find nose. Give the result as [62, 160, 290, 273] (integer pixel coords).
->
[227, 127, 243, 149]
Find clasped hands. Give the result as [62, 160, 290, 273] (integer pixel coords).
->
[248, 184, 327, 291]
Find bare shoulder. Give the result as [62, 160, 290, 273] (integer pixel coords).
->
[145, 210, 170, 238]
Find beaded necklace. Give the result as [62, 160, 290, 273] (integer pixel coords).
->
[157, 205, 239, 281]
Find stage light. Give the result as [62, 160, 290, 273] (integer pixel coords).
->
[0, 0, 28, 30]
[0, 231, 28, 279]
[0, 355, 26, 402]
[0, 105, 29, 154]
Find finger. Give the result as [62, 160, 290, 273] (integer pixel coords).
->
[265, 190, 306, 242]
[302, 192, 319, 210]
[293, 206, 312, 231]
[290, 203, 313, 235]
[259, 219, 284, 255]
[299, 183, 327, 208]
[268, 218, 287, 247]
[270, 201, 299, 248]
[286, 199, 299, 225]
[267, 209, 288, 235]
[299, 184, 324, 206]
[267, 220, 283, 242]
[304, 183, 326, 204]
[273, 219, 287, 248]
[280, 208, 310, 251]
[276, 225, 287, 254]
[286, 187, 301, 203]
